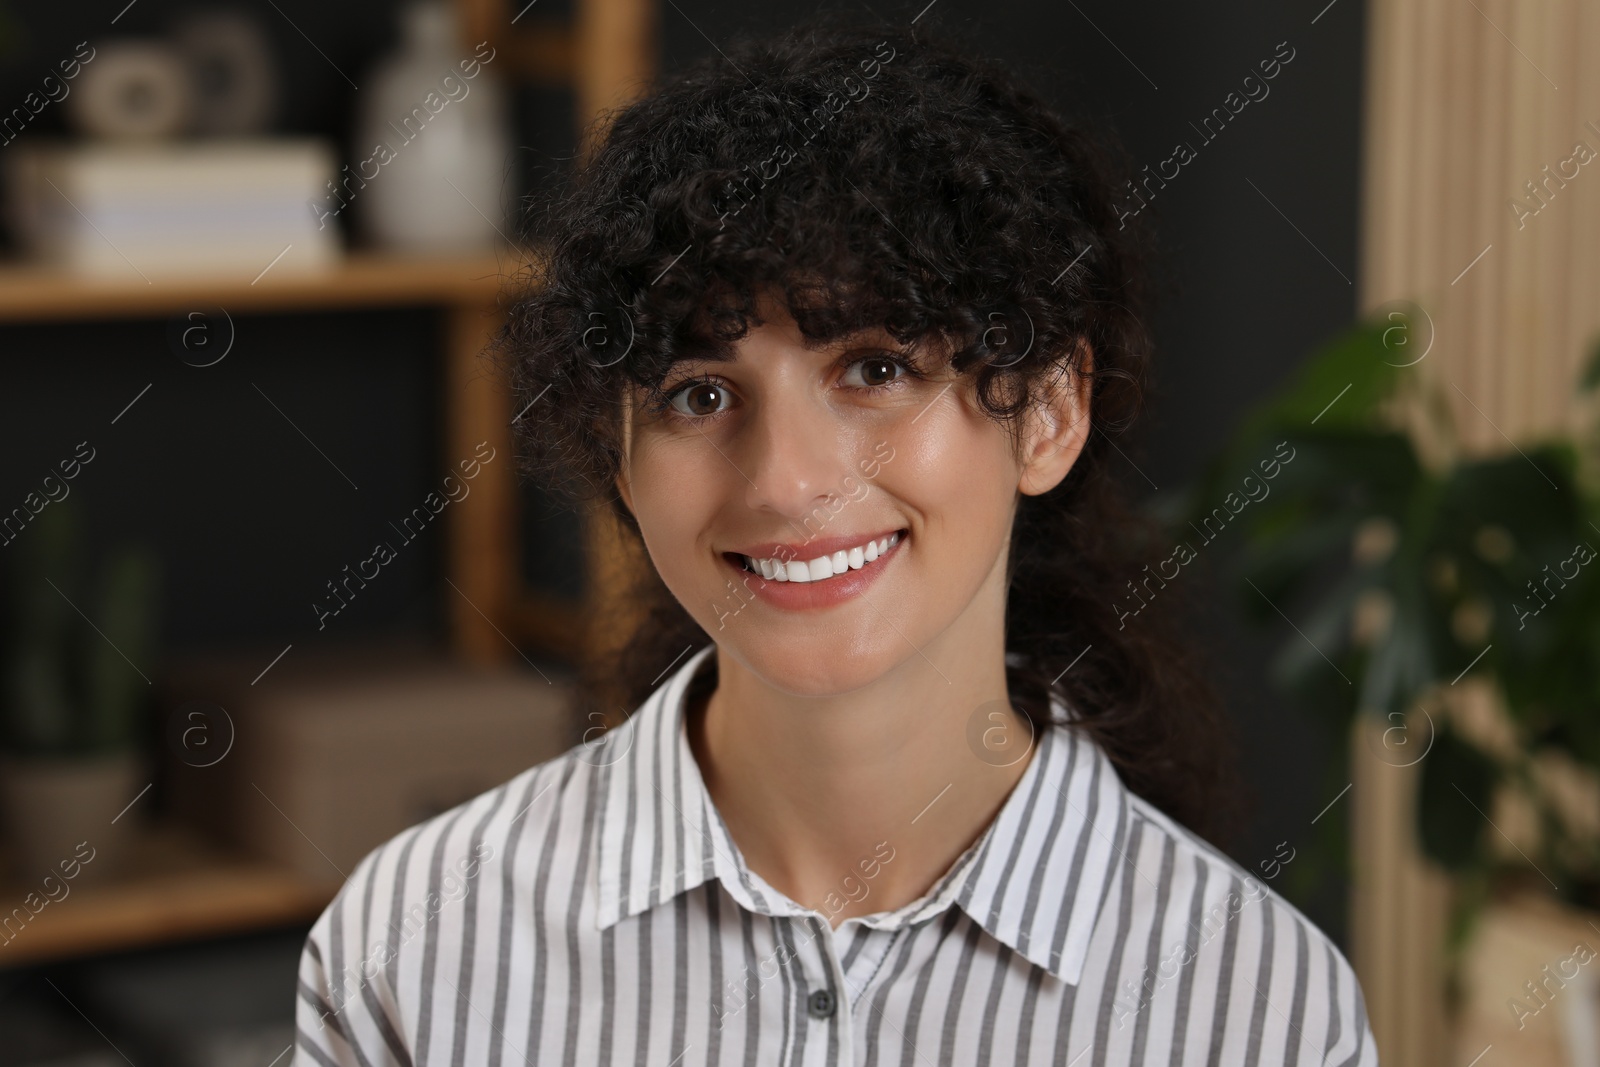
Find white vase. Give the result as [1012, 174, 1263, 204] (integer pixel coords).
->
[0, 749, 145, 884]
[349, 0, 512, 253]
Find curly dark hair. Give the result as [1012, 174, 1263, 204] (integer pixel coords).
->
[492, 12, 1241, 845]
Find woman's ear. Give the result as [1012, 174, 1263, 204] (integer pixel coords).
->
[1017, 345, 1093, 497]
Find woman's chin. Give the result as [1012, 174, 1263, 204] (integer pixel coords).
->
[716, 632, 914, 699]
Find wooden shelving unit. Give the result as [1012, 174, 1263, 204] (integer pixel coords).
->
[0, 0, 656, 970]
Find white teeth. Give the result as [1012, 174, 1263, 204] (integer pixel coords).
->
[740, 530, 903, 583]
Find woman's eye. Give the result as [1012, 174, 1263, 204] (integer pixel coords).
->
[667, 380, 731, 418]
[841, 354, 908, 388]
[658, 353, 911, 421]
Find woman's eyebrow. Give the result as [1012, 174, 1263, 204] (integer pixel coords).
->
[659, 328, 903, 374]
[661, 342, 738, 370]
[808, 326, 903, 351]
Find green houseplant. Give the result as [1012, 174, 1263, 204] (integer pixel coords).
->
[0, 495, 161, 880]
[1159, 310, 1600, 967]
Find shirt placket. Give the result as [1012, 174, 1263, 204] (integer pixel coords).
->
[769, 913, 852, 1067]
[834, 920, 901, 1017]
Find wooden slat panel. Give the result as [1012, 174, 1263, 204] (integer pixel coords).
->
[1469, 0, 1509, 439]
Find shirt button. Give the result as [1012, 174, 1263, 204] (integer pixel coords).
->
[807, 988, 836, 1019]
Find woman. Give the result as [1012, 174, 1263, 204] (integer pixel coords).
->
[295, 13, 1377, 1066]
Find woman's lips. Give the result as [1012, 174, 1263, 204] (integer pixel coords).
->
[718, 528, 908, 611]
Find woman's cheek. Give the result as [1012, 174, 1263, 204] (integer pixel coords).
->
[887, 417, 987, 501]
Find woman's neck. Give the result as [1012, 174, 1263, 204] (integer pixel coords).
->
[684, 636, 1037, 929]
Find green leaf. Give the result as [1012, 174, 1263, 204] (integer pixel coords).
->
[1384, 588, 1440, 718]
[1232, 318, 1413, 441]
[1177, 315, 1419, 535]
[1417, 724, 1498, 872]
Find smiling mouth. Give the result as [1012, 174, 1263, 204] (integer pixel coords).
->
[724, 528, 908, 583]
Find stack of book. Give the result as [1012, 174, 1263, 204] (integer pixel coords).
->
[2, 137, 341, 278]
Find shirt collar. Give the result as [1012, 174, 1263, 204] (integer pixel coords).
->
[593, 642, 1131, 988]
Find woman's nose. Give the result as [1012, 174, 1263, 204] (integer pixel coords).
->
[738, 391, 859, 520]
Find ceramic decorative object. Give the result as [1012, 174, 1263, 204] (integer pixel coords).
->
[66, 39, 191, 139]
[349, 1, 511, 252]
[171, 9, 280, 136]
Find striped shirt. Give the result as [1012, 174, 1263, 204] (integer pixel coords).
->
[294, 641, 1378, 1066]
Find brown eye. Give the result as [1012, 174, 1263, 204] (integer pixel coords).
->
[841, 353, 913, 389]
[667, 380, 731, 418]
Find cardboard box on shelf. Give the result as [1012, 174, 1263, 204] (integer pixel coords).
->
[156, 638, 579, 882]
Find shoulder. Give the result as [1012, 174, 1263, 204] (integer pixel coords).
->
[1100, 791, 1379, 1067]
[294, 739, 605, 1061]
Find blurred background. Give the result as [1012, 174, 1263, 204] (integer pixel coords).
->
[0, 1, 1594, 1065]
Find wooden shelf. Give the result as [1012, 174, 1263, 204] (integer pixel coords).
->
[0, 824, 339, 968]
[0, 250, 532, 322]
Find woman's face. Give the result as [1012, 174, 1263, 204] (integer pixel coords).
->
[615, 289, 1089, 696]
